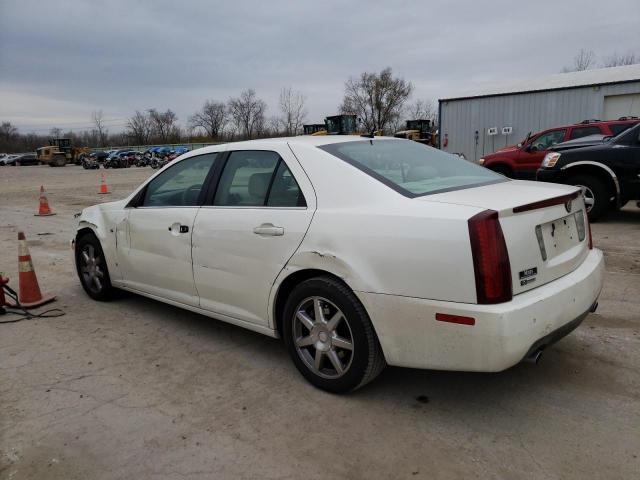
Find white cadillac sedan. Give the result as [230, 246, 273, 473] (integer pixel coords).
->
[74, 136, 604, 392]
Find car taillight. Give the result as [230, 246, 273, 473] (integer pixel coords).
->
[468, 210, 512, 304]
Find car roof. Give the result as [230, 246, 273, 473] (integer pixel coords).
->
[201, 135, 397, 151]
[177, 135, 404, 160]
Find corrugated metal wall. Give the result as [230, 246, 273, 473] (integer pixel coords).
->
[439, 81, 640, 162]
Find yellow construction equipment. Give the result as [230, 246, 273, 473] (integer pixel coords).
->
[394, 119, 438, 146]
[303, 124, 326, 135]
[309, 115, 383, 136]
[36, 138, 91, 167]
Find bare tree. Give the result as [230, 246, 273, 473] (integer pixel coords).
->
[188, 100, 228, 139]
[340, 67, 413, 133]
[50, 127, 62, 138]
[126, 111, 153, 145]
[92, 110, 108, 147]
[149, 109, 179, 143]
[407, 99, 438, 124]
[278, 87, 307, 136]
[0, 122, 18, 142]
[562, 49, 596, 72]
[602, 52, 638, 67]
[227, 89, 267, 140]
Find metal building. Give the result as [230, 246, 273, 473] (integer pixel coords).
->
[438, 64, 640, 162]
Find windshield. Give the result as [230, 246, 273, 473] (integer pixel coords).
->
[611, 122, 640, 144]
[319, 139, 506, 197]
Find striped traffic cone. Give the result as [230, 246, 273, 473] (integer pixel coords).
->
[98, 173, 110, 194]
[15, 231, 56, 309]
[34, 185, 56, 216]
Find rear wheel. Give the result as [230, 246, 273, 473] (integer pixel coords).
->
[567, 173, 609, 221]
[282, 276, 385, 393]
[75, 233, 114, 301]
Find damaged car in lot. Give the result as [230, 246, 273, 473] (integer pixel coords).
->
[73, 137, 604, 392]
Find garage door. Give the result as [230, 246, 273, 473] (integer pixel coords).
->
[604, 93, 640, 120]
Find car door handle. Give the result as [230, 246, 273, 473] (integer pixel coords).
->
[253, 223, 284, 236]
[168, 223, 189, 233]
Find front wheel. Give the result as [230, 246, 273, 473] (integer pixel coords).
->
[75, 233, 114, 301]
[567, 174, 609, 221]
[282, 276, 385, 393]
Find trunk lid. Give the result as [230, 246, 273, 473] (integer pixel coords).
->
[421, 180, 590, 296]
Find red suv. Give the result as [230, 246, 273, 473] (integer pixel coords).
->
[479, 118, 640, 178]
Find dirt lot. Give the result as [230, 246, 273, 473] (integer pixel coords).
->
[1, 165, 639, 479]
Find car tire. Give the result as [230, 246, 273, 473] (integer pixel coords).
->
[282, 276, 386, 393]
[75, 233, 115, 301]
[567, 174, 609, 222]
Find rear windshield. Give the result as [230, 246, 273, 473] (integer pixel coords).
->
[319, 139, 506, 197]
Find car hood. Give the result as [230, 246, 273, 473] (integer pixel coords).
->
[550, 135, 606, 152]
[553, 143, 613, 157]
[484, 145, 519, 157]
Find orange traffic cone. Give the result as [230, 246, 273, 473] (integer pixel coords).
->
[34, 185, 56, 216]
[14, 231, 56, 309]
[98, 173, 110, 194]
[0, 274, 10, 310]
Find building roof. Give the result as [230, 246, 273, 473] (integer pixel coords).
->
[439, 64, 640, 102]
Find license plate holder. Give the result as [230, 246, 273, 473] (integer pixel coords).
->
[539, 213, 580, 259]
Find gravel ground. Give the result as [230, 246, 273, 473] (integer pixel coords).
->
[1, 165, 639, 480]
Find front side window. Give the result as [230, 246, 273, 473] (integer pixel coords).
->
[213, 151, 305, 207]
[319, 139, 505, 197]
[143, 153, 217, 207]
[531, 130, 566, 150]
[569, 126, 601, 140]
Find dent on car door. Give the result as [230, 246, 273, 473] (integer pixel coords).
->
[119, 153, 218, 306]
[192, 149, 315, 326]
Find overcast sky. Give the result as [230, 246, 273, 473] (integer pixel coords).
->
[1, 0, 638, 133]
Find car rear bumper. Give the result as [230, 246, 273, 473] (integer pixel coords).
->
[356, 248, 604, 371]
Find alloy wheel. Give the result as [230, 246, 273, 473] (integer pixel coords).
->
[293, 296, 354, 379]
[577, 185, 595, 213]
[80, 244, 105, 294]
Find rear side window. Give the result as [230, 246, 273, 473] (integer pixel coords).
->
[319, 139, 505, 197]
[267, 161, 306, 207]
[609, 123, 634, 135]
[213, 150, 306, 207]
[569, 126, 601, 139]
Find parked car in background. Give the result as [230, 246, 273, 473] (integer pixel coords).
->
[73, 136, 603, 392]
[480, 118, 640, 179]
[537, 122, 640, 220]
[91, 151, 109, 163]
[5, 153, 39, 166]
[0, 154, 19, 166]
